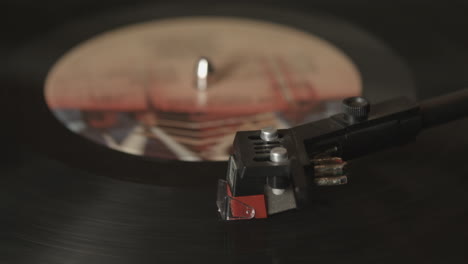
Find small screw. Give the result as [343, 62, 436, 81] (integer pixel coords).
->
[342, 96, 370, 123]
[272, 188, 285, 195]
[260, 127, 278, 141]
[270, 147, 288, 163]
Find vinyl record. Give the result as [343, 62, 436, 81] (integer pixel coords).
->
[3, 114, 468, 263]
[6, 4, 468, 264]
[5, 4, 414, 185]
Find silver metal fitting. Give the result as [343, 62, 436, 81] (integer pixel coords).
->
[195, 57, 213, 91]
[260, 127, 278, 141]
[270, 147, 288, 162]
[271, 188, 286, 195]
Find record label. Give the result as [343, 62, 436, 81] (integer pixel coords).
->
[44, 17, 362, 161]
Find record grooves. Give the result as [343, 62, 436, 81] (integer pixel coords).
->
[3, 119, 468, 263]
[2, 3, 468, 264]
[6, 4, 413, 185]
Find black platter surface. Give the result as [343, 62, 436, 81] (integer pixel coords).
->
[2, 2, 468, 263]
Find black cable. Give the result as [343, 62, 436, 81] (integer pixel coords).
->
[420, 88, 468, 129]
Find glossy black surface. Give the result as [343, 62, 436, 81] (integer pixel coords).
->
[2, 1, 468, 263]
[1, 118, 468, 263]
[3, 3, 414, 186]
